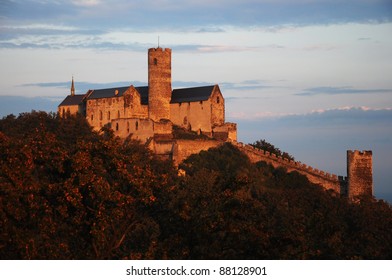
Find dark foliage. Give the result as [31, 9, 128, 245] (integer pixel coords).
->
[1, 112, 391, 259]
[250, 139, 294, 161]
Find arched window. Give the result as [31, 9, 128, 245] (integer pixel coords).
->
[116, 123, 119, 131]
[135, 121, 139, 131]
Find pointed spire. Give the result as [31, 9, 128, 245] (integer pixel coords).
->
[71, 76, 75, 96]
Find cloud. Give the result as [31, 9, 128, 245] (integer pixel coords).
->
[220, 80, 275, 91]
[72, 0, 100, 7]
[0, 95, 59, 117]
[2, 0, 391, 32]
[297, 86, 392, 96]
[21, 81, 147, 94]
[22, 79, 274, 94]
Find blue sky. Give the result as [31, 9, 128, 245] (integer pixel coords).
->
[1, 0, 392, 201]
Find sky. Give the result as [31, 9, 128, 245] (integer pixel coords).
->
[1, 0, 392, 202]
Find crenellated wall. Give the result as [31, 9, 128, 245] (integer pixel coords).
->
[228, 140, 347, 195]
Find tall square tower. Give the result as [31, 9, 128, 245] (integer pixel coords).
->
[347, 150, 373, 199]
[148, 47, 172, 122]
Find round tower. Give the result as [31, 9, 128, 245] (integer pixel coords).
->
[148, 47, 172, 122]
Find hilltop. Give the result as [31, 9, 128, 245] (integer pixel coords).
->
[0, 112, 391, 259]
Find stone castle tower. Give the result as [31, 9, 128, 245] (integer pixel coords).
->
[148, 47, 172, 122]
[347, 150, 373, 199]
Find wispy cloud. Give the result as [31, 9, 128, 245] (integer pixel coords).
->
[297, 86, 392, 96]
[228, 106, 392, 121]
[2, 0, 391, 32]
[21, 81, 147, 94]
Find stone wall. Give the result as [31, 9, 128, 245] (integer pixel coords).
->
[210, 86, 225, 126]
[125, 86, 148, 118]
[172, 139, 223, 165]
[58, 104, 80, 117]
[112, 118, 154, 142]
[170, 100, 212, 134]
[228, 140, 346, 195]
[169, 85, 225, 135]
[347, 150, 373, 199]
[212, 122, 237, 141]
[86, 94, 125, 130]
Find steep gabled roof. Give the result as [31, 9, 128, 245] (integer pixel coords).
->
[58, 94, 85, 107]
[86, 86, 130, 99]
[135, 86, 149, 105]
[85, 85, 149, 105]
[170, 85, 216, 103]
[59, 84, 219, 107]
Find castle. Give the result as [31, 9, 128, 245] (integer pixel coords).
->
[58, 47, 373, 200]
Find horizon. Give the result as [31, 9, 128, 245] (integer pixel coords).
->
[1, 0, 391, 202]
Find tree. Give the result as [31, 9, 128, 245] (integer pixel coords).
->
[250, 139, 294, 161]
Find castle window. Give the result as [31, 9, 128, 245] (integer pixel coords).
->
[99, 111, 103, 120]
[154, 58, 157, 65]
[127, 122, 130, 133]
[135, 121, 139, 131]
[91, 114, 94, 121]
[117, 110, 120, 118]
[116, 123, 119, 131]
[217, 96, 220, 103]
[183, 116, 188, 125]
[107, 111, 111, 120]
[62, 108, 65, 117]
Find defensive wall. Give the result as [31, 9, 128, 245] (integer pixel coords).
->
[170, 138, 347, 195]
[229, 140, 347, 194]
[172, 139, 349, 195]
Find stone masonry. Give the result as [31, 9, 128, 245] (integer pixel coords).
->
[148, 48, 172, 122]
[347, 150, 373, 199]
[58, 47, 373, 200]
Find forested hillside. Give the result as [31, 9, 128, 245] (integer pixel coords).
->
[1, 112, 391, 259]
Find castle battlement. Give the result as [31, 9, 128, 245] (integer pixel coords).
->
[229, 140, 363, 196]
[348, 150, 372, 156]
[149, 47, 172, 53]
